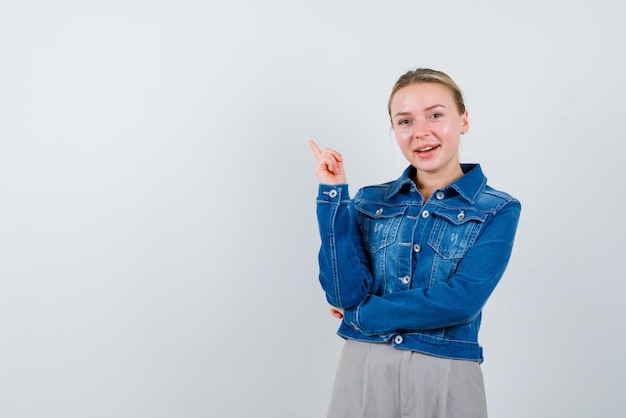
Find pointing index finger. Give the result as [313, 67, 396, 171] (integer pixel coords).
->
[308, 140, 322, 158]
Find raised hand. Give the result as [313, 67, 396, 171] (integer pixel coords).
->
[308, 140, 347, 185]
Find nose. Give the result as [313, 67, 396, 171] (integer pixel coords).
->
[413, 118, 428, 138]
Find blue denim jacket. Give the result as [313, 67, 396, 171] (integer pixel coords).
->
[315, 164, 520, 363]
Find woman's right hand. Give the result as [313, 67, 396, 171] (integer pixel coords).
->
[308, 140, 347, 185]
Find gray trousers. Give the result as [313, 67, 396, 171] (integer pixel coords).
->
[327, 340, 488, 418]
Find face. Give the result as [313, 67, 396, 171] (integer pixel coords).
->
[390, 82, 469, 180]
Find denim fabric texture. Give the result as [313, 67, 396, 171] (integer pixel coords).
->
[315, 164, 521, 363]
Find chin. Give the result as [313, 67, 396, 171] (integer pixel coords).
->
[413, 161, 440, 172]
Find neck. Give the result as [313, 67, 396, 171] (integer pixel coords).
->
[414, 164, 464, 201]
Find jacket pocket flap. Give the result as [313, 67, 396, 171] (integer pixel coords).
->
[432, 207, 487, 225]
[355, 202, 407, 218]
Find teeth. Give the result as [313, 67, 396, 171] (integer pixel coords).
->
[418, 146, 436, 152]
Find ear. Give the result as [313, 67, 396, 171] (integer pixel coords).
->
[460, 110, 469, 134]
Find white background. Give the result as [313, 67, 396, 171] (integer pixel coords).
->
[0, 1, 624, 417]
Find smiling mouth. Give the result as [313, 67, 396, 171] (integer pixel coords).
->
[417, 145, 439, 153]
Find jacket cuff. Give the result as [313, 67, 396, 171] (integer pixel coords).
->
[317, 184, 350, 203]
[342, 306, 360, 332]
[342, 297, 368, 334]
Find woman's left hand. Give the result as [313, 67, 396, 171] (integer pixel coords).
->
[329, 306, 344, 319]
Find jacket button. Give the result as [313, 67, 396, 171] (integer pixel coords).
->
[394, 335, 404, 344]
[457, 210, 465, 220]
[421, 210, 429, 218]
[413, 244, 421, 252]
[375, 208, 383, 215]
[435, 191, 445, 200]
[328, 190, 337, 198]
[400, 275, 410, 284]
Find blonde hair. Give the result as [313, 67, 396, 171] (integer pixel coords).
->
[387, 68, 466, 123]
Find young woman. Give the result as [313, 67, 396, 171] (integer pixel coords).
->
[309, 68, 521, 418]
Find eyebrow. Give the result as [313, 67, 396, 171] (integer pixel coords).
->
[393, 104, 446, 118]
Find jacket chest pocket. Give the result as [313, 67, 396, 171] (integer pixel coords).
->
[427, 208, 487, 259]
[355, 202, 407, 253]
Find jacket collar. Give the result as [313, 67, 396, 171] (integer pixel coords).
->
[387, 164, 487, 204]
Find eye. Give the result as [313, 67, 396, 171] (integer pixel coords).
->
[430, 112, 443, 119]
[397, 119, 410, 126]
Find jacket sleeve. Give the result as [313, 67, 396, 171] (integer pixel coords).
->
[342, 199, 521, 335]
[315, 184, 374, 308]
